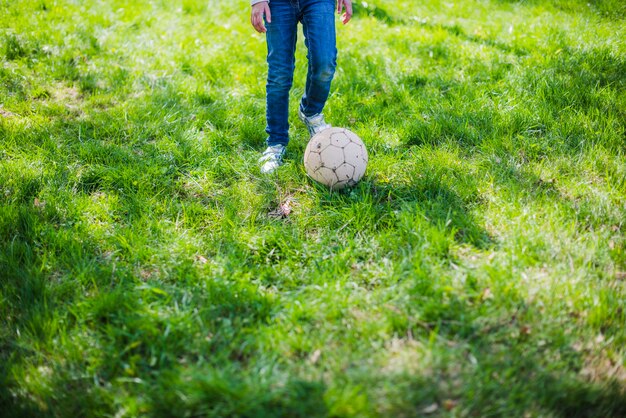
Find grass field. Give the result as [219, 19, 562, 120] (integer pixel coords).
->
[1, 0, 625, 416]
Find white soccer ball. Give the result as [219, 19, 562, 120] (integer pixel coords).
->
[303, 127, 368, 190]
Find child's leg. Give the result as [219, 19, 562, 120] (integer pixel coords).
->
[300, 0, 337, 117]
[265, 0, 298, 146]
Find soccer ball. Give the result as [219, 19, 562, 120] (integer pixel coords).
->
[303, 127, 368, 190]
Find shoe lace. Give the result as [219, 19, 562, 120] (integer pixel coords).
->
[260, 145, 284, 162]
[307, 114, 327, 127]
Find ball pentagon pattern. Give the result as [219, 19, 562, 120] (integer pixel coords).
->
[303, 128, 368, 190]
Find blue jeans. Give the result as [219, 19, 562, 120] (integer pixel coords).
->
[265, 0, 337, 146]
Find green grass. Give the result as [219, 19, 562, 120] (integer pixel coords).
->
[1, 0, 625, 416]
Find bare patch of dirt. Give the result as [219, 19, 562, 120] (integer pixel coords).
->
[0, 105, 18, 118]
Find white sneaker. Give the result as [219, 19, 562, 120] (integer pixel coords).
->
[259, 144, 286, 174]
[298, 108, 331, 137]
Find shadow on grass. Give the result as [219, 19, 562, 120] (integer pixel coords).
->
[416, 20, 528, 56]
[371, 349, 626, 417]
[148, 373, 328, 418]
[0, 203, 117, 416]
[351, 2, 401, 25]
[401, 46, 625, 155]
[0, 87, 295, 412]
[309, 168, 493, 252]
[458, 336, 626, 417]
[355, 0, 625, 25]
[495, 0, 626, 20]
[375, 272, 626, 417]
[0, 172, 278, 416]
[525, 46, 625, 115]
[388, 179, 493, 250]
[353, 2, 527, 55]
